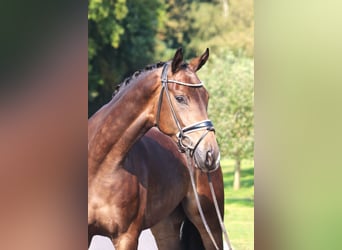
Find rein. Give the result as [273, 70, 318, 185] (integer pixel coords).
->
[207, 172, 232, 249]
[185, 151, 233, 250]
[156, 63, 215, 156]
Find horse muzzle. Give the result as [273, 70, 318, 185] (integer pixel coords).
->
[194, 147, 220, 172]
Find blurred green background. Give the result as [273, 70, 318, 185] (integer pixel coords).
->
[89, 0, 254, 249]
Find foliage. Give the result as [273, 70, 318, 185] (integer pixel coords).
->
[154, 0, 197, 60]
[88, 0, 128, 105]
[198, 50, 254, 161]
[187, 0, 254, 57]
[88, 0, 166, 116]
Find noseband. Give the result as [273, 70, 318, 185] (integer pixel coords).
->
[156, 63, 215, 156]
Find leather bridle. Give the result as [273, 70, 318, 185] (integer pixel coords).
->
[156, 63, 215, 156]
[156, 63, 233, 249]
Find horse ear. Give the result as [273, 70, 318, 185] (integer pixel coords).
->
[189, 48, 209, 72]
[171, 47, 184, 73]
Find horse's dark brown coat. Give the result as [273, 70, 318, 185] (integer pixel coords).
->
[88, 49, 222, 249]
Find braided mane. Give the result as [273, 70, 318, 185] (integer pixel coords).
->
[112, 61, 166, 98]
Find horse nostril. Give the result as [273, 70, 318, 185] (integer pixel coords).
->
[205, 150, 213, 168]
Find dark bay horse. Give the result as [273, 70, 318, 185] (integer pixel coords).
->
[88, 48, 220, 249]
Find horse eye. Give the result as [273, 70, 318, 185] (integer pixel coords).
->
[175, 95, 187, 104]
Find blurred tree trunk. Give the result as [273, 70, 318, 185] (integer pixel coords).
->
[233, 158, 241, 190]
[221, 0, 229, 18]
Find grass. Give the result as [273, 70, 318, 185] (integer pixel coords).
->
[221, 158, 254, 250]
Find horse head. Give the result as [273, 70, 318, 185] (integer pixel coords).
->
[156, 48, 220, 172]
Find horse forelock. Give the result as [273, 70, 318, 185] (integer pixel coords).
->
[112, 61, 166, 98]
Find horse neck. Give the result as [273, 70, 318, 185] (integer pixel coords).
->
[88, 72, 160, 174]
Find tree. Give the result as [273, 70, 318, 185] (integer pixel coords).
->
[154, 0, 196, 59]
[187, 0, 254, 57]
[199, 50, 254, 189]
[88, 0, 128, 115]
[88, 0, 166, 116]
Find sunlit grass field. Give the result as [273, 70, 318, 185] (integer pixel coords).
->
[221, 159, 254, 250]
